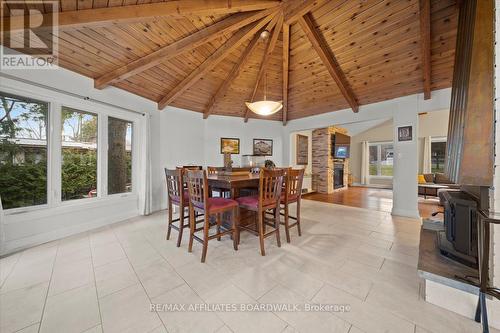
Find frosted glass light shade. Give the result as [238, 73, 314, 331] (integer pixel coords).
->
[245, 100, 283, 116]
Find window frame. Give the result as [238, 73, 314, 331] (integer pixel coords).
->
[368, 141, 394, 179]
[0, 85, 141, 215]
[0, 91, 52, 213]
[106, 116, 134, 197]
[430, 136, 447, 174]
[60, 106, 100, 203]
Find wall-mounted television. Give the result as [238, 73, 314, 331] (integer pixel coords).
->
[331, 133, 351, 158]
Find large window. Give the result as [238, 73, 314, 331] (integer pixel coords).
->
[0, 88, 138, 211]
[431, 140, 446, 173]
[0, 92, 48, 209]
[369, 143, 394, 177]
[108, 117, 133, 195]
[61, 107, 98, 201]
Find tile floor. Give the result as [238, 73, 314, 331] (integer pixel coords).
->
[0, 200, 495, 333]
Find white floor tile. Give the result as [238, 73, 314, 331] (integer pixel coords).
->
[0, 282, 47, 333]
[152, 284, 224, 333]
[40, 283, 100, 333]
[94, 258, 138, 298]
[99, 283, 162, 333]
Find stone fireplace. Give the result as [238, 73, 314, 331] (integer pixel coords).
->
[312, 126, 349, 194]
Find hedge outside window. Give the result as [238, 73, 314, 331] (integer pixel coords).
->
[0, 92, 48, 209]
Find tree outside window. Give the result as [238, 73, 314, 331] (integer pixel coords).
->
[108, 117, 132, 195]
[61, 107, 98, 201]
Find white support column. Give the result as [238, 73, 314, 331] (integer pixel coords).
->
[391, 95, 420, 218]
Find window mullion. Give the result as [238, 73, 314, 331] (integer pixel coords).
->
[98, 114, 108, 197]
[377, 145, 382, 176]
[49, 102, 62, 207]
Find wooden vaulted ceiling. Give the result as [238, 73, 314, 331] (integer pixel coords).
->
[2, 0, 458, 124]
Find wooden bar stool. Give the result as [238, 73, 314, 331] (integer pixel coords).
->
[165, 168, 190, 247]
[236, 168, 284, 256]
[280, 168, 305, 243]
[186, 169, 239, 263]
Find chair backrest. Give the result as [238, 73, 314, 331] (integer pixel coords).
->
[186, 169, 209, 211]
[259, 168, 284, 208]
[284, 168, 305, 201]
[165, 168, 184, 205]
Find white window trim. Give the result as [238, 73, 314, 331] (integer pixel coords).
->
[1, 79, 143, 217]
[431, 136, 447, 143]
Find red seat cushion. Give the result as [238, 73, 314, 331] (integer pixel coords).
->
[236, 195, 259, 209]
[207, 197, 238, 213]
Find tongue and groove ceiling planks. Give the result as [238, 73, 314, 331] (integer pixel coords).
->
[2, 0, 457, 124]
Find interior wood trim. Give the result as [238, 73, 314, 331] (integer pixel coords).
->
[244, 13, 284, 122]
[282, 23, 290, 125]
[204, 28, 264, 119]
[282, 0, 325, 25]
[4, 0, 280, 32]
[419, 0, 432, 100]
[93, 9, 274, 89]
[158, 14, 275, 110]
[298, 13, 359, 113]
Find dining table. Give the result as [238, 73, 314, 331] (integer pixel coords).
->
[207, 172, 260, 227]
[207, 172, 260, 199]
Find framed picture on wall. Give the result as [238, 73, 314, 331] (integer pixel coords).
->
[220, 138, 240, 154]
[397, 126, 413, 142]
[296, 134, 308, 165]
[253, 139, 273, 156]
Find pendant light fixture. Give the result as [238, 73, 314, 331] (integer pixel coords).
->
[245, 30, 283, 117]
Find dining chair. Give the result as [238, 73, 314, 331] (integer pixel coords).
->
[236, 168, 284, 256]
[186, 169, 239, 263]
[165, 168, 190, 247]
[280, 168, 305, 243]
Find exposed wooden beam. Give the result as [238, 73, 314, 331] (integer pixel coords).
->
[298, 13, 359, 113]
[244, 14, 284, 122]
[419, 0, 432, 100]
[282, 0, 325, 25]
[204, 29, 263, 119]
[158, 14, 275, 110]
[282, 23, 290, 125]
[4, 0, 280, 32]
[94, 9, 274, 89]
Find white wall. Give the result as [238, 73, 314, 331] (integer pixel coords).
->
[155, 109, 284, 211]
[204, 115, 283, 168]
